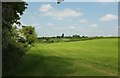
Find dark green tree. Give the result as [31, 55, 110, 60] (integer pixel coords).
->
[73, 35, 80, 38]
[61, 33, 64, 37]
[2, 2, 28, 75]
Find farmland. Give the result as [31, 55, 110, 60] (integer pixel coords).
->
[7, 38, 118, 76]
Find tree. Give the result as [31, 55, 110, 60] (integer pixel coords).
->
[73, 35, 80, 38]
[61, 33, 64, 37]
[19, 26, 37, 45]
[45, 37, 51, 42]
[2, 2, 28, 75]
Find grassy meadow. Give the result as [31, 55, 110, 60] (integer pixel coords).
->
[7, 38, 118, 76]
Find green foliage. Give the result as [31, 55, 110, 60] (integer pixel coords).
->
[61, 33, 64, 37]
[72, 35, 80, 38]
[38, 36, 118, 44]
[38, 37, 94, 43]
[19, 26, 37, 45]
[2, 2, 28, 29]
[2, 2, 28, 75]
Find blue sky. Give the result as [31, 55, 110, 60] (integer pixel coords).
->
[19, 2, 118, 37]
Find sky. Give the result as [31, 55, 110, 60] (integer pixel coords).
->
[24, 0, 119, 2]
[19, 2, 118, 37]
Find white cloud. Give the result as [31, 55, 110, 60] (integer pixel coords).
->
[69, 26, 76, 29]
[44, 8, 82, 20]
[80, 19, 87, 23]
[47, 22, 54, 26]
[91, 24, 98, 27]
[97, 0, 116, 2]
[39, 4, 53, 12]
[100, 14, 118, 21]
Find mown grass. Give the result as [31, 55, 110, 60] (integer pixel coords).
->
[8, 38, 118, 76]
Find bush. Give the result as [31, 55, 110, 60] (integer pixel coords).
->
[2, 41, 28, 75]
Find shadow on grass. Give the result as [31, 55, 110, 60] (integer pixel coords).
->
[6, 53, 75, 76]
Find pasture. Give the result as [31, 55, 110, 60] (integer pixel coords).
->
[8, 38, 118, 76]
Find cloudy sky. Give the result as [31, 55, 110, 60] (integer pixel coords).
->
[19, 2, 118, 37]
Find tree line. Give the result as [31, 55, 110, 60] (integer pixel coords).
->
[2, 2, 37, 75]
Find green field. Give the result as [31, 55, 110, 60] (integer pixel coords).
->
[8, 38, 118, 76]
